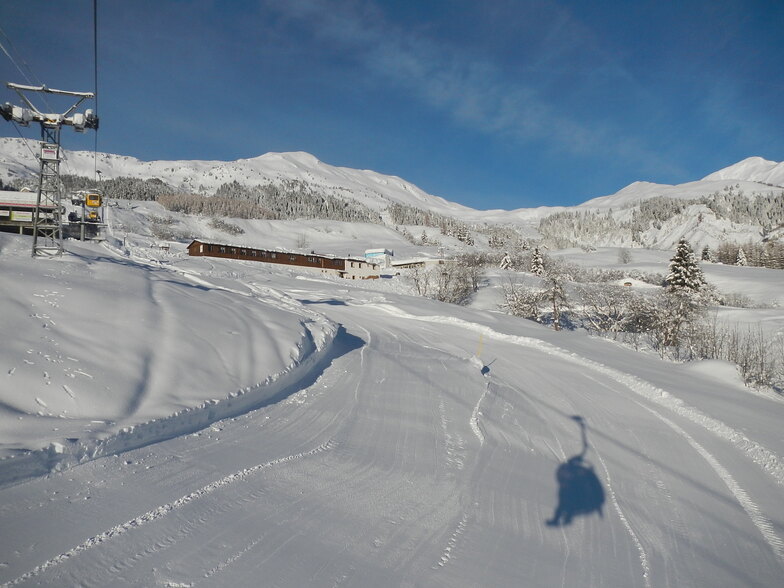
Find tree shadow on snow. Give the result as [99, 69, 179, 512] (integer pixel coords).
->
[546, 415, 605, 527]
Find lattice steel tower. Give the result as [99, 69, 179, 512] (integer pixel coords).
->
[1, 83, 98, 256]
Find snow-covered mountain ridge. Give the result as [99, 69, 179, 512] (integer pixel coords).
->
[2, 137, 783, 251]
[3, 136, 781, 217]
[703, 156, 784, 187]
[0, 137, 476, 219]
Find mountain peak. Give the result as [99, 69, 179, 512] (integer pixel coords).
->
[702, 156, 784, 187]
[253, 151, 323, 167]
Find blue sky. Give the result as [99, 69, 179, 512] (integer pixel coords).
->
[1, 0, 783, 209]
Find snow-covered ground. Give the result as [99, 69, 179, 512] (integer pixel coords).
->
[1, 214, 784, 587]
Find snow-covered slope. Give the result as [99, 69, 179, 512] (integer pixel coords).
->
[1, 224, 783, 587]
[2, 136, 782, 250]
[0, 137, 477, 218]
[703, 156, 784, 187]
[578, 177, 778, 210]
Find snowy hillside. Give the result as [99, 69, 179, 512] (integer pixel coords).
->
[703, 156, 784, 187]
[2, 136, 783, 252]
[0, 137, 477, 219]
[1, 199, 784, 586]
[578, 177, 778, 209]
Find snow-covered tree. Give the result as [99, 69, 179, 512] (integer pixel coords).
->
[701, 244, 712, 262]
[530, 247, 545, 276]
[662, 239, 708, 350]
[736, 248, 747, 266]
[542, 264, 570, 331]
[501, 281, 544, 320]
[576, 284, 632, 338]
[666, 238, 705, 296]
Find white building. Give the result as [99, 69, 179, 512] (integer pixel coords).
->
[364, 248, 393, 268]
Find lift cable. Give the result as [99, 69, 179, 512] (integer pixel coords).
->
[0, 25, 55, 113]
[0, 29, 48, 167]
[0, 36, 31, 85]
[93, 0, 100, 183]
[9, 121, 39, 163]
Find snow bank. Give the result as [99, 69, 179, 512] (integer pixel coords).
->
[0, 234, 339, 487]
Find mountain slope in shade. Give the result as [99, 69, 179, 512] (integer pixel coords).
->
[703, 156, 784, 187]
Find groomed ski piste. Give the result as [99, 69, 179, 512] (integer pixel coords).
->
[1, 227, 784, 587]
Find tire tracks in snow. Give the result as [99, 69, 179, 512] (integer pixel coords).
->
[1, 440, 335, 587]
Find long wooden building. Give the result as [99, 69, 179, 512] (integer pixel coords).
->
[187, 239, 380, 279]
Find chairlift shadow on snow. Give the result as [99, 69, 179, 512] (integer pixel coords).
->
[546, 415, 605, 527]
[480, 359, 496, 377]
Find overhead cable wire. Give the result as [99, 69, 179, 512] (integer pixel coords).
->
[10, 122, 38, 162]
[0, 25, 55, 113]
[93, 0, 99, 182]
[0, 28, 35, 85]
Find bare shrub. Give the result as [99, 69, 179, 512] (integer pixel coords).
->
[407, 262, 477, 305]
[208, 217, 245, 236]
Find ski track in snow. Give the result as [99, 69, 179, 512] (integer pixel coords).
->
[633, 401, 784, 565]
[366, 304, 784, 487]
[202, 537, 263, 581]
[1, 440, 335, 587]
[594, 450, 652, 588]
[469, 382, 489, 446]
[433, 512, 469, 569]
[363, 304, 784, 573]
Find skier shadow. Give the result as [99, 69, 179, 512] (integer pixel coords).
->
[546, 416, 605, 527]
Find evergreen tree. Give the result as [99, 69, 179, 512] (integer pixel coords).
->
[662, 238, 707, 349]
[736, 248, 747, 266]
[530, 247, 545, 276]
[666, 238, 705, 295]
[701, 245, 712, 262]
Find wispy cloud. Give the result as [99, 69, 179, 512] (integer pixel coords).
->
[259, 0, 679, 176]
